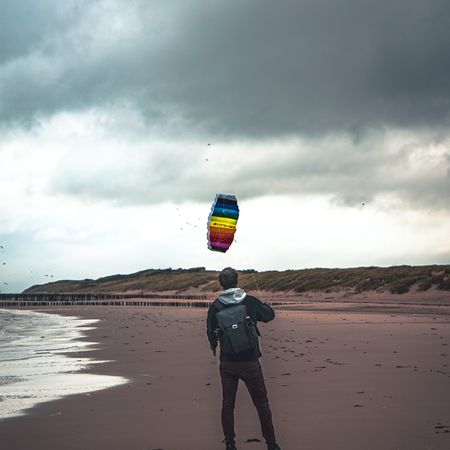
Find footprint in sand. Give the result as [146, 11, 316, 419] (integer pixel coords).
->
[434, 422, 450, 433]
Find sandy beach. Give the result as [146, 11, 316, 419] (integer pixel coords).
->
[1, 304, 449, 450]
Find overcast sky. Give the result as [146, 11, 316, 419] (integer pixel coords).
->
[1, 0, 449, 292]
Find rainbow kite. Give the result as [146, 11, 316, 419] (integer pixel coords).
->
[207, 193, 239, 253]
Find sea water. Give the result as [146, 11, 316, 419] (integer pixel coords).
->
[0, 309, 126, 420]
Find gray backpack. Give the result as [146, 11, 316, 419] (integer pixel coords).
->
[214, 300, 259, 354]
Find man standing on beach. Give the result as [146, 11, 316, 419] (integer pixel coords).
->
[207, 267, 281, 450]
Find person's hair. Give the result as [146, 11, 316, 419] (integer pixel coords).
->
[218, 267, 238, 289]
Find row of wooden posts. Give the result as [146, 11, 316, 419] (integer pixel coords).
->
[0, 293, 209, 308]
[0, 293, 208, 301]
[0, 293, 293, 308]
[0, 300, 212, 308]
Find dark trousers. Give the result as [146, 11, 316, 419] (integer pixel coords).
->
[219, 359, 276, 445]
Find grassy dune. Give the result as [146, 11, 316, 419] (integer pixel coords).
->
[23, 265, 450, 295]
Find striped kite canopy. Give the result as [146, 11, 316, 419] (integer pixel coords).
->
[207, 193, 239, 253]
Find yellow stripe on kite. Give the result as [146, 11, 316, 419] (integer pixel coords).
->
[210, 222, 236, 231]
[210, 216, 237, 226]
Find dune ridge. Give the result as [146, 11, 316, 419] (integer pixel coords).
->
[23, 265, 450, 295]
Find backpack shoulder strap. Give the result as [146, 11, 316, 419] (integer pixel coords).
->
[213, 298, 225, 311]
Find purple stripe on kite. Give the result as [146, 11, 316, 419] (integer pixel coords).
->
[209, 241, 231, 249]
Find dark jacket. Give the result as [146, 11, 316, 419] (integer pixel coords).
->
[206, 294, 275, 362]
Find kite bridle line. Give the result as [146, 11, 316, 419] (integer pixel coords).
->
[234, 241, 264, 302]
[250, 269, 264, 301]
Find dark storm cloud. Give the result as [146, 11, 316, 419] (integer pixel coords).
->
[0, 1, 85, 64]
[1, 0, 450, 135]
[2, 1, 449, 212]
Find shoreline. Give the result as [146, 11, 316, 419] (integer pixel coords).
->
[1, 305, 449, 449]
[0, 309, 127, 420]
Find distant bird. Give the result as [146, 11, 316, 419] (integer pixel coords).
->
[2, 262, 5, 265]
[207, 143, 211, 146]
[205, 158, 209, 161]
[0, 245, 4, 249]
[3, 282, 8, 285]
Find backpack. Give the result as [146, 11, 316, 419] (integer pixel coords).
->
[214, 299, 259, 354]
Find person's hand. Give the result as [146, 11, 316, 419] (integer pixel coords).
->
[210, 344, 217, 356]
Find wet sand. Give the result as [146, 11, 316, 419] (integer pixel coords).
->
[1, 305, 449, 450]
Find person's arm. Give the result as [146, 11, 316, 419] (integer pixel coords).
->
[254, 297, 275, 323]
[206, 303, 218, 355]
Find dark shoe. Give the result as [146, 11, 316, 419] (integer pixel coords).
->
[267, 444, 281, 450]
[225, 442, 237, 450]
